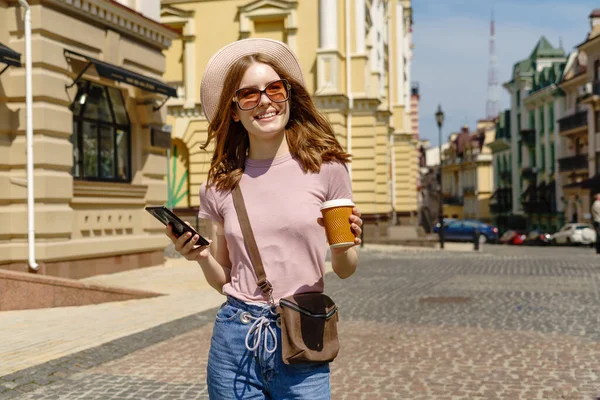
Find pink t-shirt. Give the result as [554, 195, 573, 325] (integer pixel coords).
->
[198, 152, 353, 303]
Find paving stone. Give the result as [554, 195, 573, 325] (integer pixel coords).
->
[4, 246, 600, 399]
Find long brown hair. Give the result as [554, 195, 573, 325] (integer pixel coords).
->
[201, 53, 351, 191]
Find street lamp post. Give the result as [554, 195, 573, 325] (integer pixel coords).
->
[435, 105, 445, 249]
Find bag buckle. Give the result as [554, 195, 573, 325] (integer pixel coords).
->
[257, 278, 276, 309]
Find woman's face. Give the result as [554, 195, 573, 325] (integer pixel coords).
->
[232, 62, 290, 142]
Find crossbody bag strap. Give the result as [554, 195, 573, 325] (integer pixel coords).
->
[231, 185, 274, 301]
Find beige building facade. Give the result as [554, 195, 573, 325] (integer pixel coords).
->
[160, 0, 417, 239]
[441, 121, 496, 223]
[557, 50, 590, 224]
[0, 0, 177, 278]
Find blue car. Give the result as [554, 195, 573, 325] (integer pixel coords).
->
[433, 219, 499, 243]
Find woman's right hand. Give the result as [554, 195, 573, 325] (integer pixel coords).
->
[166, 222, 212, 261]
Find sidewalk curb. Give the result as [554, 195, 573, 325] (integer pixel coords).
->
[0, 308, 218, 398]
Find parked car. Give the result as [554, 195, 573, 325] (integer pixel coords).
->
[551, 223, 597, 245]
[434, 218, 456, 229]
[523, 230, 553, 246]
[433, 219, 499, 243]
[499, 230, 526, 245]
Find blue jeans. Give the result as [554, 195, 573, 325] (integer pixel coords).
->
[207, 296, 331, 399]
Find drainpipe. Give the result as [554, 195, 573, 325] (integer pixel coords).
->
[19, 0, 38, 271]
[386, 7, 396, 223]
[345, 0, 353, 177]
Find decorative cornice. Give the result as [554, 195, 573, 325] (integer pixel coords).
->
[314, 94, 348, 112]
[238, 0, 298, 38]
[559, 72, 588, 90]
[45, 0, 179, 49]
[376, 109, 391, 124]
[160, 4, 194, 19]
[487, 138, 511, 152]
[167, 103, 204, 118]
[524, 84, 558, 105]
[353, 97, 381, 114]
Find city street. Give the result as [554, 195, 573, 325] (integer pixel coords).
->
[2, 245, 600, 399]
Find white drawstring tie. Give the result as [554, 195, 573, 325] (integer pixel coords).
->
[244, 314, 278, 354]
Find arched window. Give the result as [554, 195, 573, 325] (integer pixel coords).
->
[71, 81, 131, 182]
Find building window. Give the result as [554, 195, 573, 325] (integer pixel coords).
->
[548, 104, 554, 131]
[71, 81, 131, 182]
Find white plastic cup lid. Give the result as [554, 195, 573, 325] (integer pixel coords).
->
[320, 199, 355, 211]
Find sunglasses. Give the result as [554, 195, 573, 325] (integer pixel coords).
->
[233, 79, 291, 111]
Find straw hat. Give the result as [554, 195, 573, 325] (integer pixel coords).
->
[200, 38, 305, 124]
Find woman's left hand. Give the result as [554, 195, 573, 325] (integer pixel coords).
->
[318, 206, 363, 251]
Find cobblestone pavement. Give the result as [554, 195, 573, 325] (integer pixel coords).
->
[3, 246, 600, 399]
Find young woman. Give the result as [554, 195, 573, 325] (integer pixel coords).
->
[165, 38, 362, 399]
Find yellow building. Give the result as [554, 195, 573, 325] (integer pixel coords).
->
[0, 0, 177, 277]
[441, 120, 496, 223]
[160, 0, 417, 240]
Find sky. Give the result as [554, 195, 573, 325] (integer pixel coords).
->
[412, 0, 599, 147]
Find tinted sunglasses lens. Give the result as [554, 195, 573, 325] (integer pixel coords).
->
[237, 88, 260, 110]
[265, 80, 288, 102]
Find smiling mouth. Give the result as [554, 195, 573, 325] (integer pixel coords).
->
[255, 111, 278, 120]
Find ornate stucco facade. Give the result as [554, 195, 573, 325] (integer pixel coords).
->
[573, 10, 600, 218]
[503, 37, 567, 233]
[160, 0, 417, 240]
[441, 122, 495, 223]
[0, 0, 177, 277]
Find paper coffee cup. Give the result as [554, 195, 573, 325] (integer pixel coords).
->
[320, 199, 355, 248]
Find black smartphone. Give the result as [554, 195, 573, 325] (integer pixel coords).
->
[145, 206, 210, 246]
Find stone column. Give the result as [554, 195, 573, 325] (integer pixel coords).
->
[319, 0, 338, 49]
[588, 106, 596, 175]
[317, 0, 340, 94]
[394, 1, 405, 106]
[554, 97, 565, 213]
[355, 0, 366, 53]
[511, 90, 520, 214]
[183, 21, 196, 108]
[543, 102, 551, 178]
[534, 106, 541, 170]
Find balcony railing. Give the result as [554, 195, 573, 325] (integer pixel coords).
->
[462, 186, 475, 195]
[558, 111, 587, 134]
[490, 187, 512, 214]
[521, 167, 539, 180]
[443, 195, 464, 206]
[500, 171, 511, 181]
[520, 129, 536, 147]
[558, 154, 588, 172]
[490, 202, 513, 214]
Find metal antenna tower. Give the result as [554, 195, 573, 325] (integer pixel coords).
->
[486, 4, 500, 120]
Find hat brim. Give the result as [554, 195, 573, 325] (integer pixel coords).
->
[200, 38, 305, 124]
